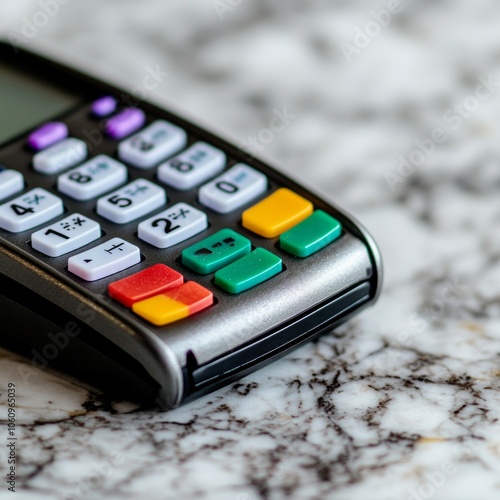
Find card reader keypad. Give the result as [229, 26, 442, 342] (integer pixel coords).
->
[0, 95, 344, 326]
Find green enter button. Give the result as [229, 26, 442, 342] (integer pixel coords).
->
[215, 248, 282, 294]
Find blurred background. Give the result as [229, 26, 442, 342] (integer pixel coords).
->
[2, 1, 500, 499]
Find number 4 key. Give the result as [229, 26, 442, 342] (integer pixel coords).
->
[0, 188, 63, 233]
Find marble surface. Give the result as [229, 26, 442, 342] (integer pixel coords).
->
[2, 1, 500, 499]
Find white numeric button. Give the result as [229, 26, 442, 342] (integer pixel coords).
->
[157, 142, 226, 190]
[68, 238, 141, 281]
[199, 164, 267, 214]
[57, 155, 127, 201]
[118, 120, 187, 169]
[138, 202, 208, 249]
[33, 138, 87, 175]
[0, 188, 63, 233]
[0, 169, 24, 200]
[97, 179, 166, 224]
[32, 213, 101, 257]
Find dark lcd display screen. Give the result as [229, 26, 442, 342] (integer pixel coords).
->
[0, 62, 80, 145]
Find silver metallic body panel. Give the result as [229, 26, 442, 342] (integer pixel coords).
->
[163, 234, 372, 366]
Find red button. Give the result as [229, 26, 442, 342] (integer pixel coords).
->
[108, 264, 184, 308]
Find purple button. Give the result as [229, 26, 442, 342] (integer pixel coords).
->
[28, 122, 68, 151]
[91, 96, 117, 117]
[105, 108, 146, 140]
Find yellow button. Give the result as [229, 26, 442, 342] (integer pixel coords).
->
[132, 295, 189, 326]
[242, 188, 313, 238]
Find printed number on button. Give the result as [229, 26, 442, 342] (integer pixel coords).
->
[138, 202, 208, 248]
[97, 179, 166, 224]
[31, 213, 101, 257]
[0, 188, 63, 233]
[57, 155, 127, 201]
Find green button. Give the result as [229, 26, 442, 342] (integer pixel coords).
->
[279, 210, 342, 257]
[182, 228, 251, 275]
[215, 248, 282, 294]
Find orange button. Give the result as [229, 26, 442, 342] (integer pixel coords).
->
[163, 281, 214, 314]
[242, 188, 313, 238]
[132, 281, 214, 326]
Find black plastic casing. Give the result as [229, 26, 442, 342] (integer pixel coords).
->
[0, 42, 382, 409]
